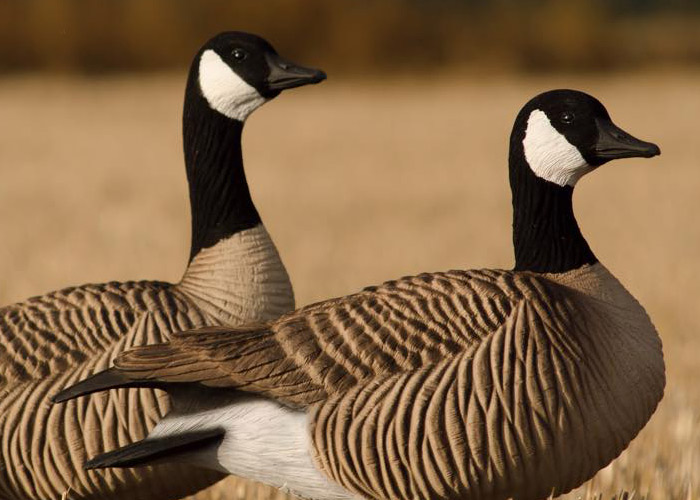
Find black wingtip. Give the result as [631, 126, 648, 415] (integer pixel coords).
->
[52, 368, 132, 404]
[84, 455, 112, 471]
[84, 444, 141, 470]
[83, 429, 225, 470]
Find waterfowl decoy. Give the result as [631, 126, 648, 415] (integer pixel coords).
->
[55, 90, 665, 500]
[0, 32, 325, 500]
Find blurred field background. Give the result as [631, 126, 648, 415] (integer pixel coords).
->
[0, 1, 699, 499]
[1, 0, 700, 75]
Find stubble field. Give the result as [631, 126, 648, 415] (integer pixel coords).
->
[0, 70, 697, 499]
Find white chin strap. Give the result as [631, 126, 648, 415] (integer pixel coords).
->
[198, 50, 267, 122]
[523, 109, 593, 187]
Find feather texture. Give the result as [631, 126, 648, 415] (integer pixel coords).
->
[310, 264, 664, 499]
[108, 268, 520, 406]
[0, 225, 295, 500]
[83, 263, 664, 500]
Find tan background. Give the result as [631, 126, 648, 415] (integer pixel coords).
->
[0, 69, 697, 498]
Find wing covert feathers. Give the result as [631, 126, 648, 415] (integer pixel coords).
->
[0, 280, 191, 385]
[90, 270, 523, 408]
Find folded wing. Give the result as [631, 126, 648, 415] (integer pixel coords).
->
[55, 269, 524, 408]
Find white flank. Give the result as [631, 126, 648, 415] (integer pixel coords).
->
[149, 395, 356, 500]
[198, 50, 267, 121]
[523, 109, 593, 187]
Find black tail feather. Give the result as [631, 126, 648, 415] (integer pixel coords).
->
[84, 428, 225, 470]
[51, 368, 161, 404]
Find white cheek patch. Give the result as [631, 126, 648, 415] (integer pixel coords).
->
[198, 50, 267, 121]
[523, 109, 593, 187]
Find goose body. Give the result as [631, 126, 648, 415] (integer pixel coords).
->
[56, 90, 665, 500]
[0, 32, 325, 500]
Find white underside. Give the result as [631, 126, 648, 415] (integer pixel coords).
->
[149, 394, 355, 500]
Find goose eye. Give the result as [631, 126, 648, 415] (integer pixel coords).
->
[561, 111, 575, 124]
[232, 49, 247, 61]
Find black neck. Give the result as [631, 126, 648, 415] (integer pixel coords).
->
[183, 69, 261, 261]
[509, 134, 597, 273]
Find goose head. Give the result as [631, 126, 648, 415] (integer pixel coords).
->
[512, 89, 660, 187]
[192, 31, 326, 122]
[509, 90, 660, 273]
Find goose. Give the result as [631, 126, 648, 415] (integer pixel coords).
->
[0, 32, 325, 500]
[54, 90, 665, 500]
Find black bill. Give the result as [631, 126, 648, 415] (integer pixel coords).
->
[591, 118, 661, 164]
[265, 53, 327, 91]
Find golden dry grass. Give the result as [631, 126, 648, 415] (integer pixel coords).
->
[0, 70, 698, 499]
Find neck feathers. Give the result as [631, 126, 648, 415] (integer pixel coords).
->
[510, 138, 597, 274]
[183, 67, 261, 262]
